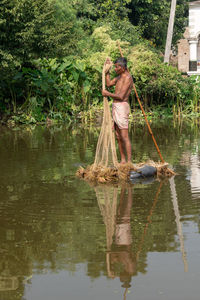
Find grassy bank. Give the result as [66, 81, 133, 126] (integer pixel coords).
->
[3, 100, 200, 128]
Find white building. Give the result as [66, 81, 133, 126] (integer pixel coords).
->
[178, 1, 200, 75]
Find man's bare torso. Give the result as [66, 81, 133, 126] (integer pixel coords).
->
[114, 72, 133, 103]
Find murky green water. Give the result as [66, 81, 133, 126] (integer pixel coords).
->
[0, 120, 200, 300]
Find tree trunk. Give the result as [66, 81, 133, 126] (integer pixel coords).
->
[164, 0, 177, 64]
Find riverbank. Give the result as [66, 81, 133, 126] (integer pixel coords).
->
[2, 103, 200, 128]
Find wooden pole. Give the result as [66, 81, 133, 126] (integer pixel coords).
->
[117, 42, 165, 164]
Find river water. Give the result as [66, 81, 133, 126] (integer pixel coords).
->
[0, 119, 200, 300]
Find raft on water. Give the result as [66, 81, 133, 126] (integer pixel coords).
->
[76, 161, 175, 183]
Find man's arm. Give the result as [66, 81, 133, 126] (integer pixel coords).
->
[106, 73, 119, 87]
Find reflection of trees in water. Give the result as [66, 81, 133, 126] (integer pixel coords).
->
[130, 119, 200, 164]
[0, 125, 98, 186]
[0, 247, 32, 300]
[0, 176, 189, 299]
[176, 149, 200, 233]
[0, 178, 105, 299]
[0, 123, 196, 299]
[2, 120, 200, 180]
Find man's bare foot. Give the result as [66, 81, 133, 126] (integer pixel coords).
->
[120, 160, 127, 164]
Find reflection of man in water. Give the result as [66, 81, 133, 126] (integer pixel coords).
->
[107, 187, 136, 288]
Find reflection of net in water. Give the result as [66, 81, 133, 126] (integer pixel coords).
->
[95, 185, 118, 250]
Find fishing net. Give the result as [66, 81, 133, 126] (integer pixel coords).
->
[76, 58, 175, 183]
[93, 60, 118, 168]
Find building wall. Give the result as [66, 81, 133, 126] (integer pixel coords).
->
[189, 5, 200, 38]
[178, 28, 190, 73]
[198, 40, 200, 68]
[178, 2, 200, 73]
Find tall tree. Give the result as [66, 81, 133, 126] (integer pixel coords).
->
[0, 0, 82, 70]
[164, 0, 177, 63]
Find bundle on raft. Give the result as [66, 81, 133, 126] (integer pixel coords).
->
[76, 161, 175, 183]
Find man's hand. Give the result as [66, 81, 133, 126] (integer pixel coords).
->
[104, 57, 113, 74]
[105, 57, 112, 64]
[102, 89, 110, 97]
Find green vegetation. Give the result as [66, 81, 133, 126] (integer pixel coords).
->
[0, 0, 199, 125]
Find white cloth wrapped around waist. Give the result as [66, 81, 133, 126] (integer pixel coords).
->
[112, 102, 130, 129]
[115, 223, 132, 245]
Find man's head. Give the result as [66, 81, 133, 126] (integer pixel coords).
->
[114, 57, 127, 74]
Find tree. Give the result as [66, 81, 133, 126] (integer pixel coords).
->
[164, 0, 177, 64]
[0, 0, 82, 68]
[0, 0, 84, 113]
[127, 0, 188, 49]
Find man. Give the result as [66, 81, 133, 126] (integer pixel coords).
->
[102, 57, 133, 164]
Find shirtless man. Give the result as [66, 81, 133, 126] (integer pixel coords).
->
[102, 57, 133, 164]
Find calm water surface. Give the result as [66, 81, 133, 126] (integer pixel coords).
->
[0, 120, 200, 300]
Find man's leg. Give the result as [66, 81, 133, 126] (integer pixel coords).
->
[120, 129, 132, 163]
[114, 123, 126, 163]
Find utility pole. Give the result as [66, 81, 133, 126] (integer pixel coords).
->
[164, 0, 177, 64]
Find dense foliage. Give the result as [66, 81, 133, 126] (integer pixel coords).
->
[127, 0, 189, 48]
[0, 0, 199, 124]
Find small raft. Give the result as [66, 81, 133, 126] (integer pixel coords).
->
[76, 161, 175, 183]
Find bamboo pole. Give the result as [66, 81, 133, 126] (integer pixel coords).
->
[117, 42, 165, 164]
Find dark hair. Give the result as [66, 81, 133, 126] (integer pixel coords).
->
[114, 57, 127, 69]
